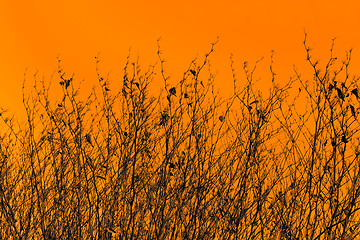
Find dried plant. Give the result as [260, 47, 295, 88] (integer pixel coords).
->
[0, 34, 359, 239]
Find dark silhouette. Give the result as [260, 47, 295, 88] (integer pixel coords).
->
[169, 87, 176, 96]
[1, 35, 359, 239]
[350, 105, 356, 118]
[169, 162, 176, 169]
[159, 112, 170, 126]
[336, 87, 345, 100]
[351, 88, 359, 98]
[85, 133, 93, 146]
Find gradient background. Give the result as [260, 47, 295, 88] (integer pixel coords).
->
[1, 0, 359, 118]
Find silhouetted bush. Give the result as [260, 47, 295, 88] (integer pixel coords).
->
[0, 34, 360, 239]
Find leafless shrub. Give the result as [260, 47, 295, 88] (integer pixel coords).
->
[0, 34, 359, 239]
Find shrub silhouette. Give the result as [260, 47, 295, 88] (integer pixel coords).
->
[0, 34, 360, 239]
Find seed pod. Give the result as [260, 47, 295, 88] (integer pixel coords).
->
[336, 88, 345, 101]
[351, 88, 359, 98]
[350, 105, 356, 118]
[169, 87, 176, 96]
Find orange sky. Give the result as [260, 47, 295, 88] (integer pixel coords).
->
[1, 0, 359, 118]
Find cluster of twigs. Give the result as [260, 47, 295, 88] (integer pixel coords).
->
[0, 35, 360, 239]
